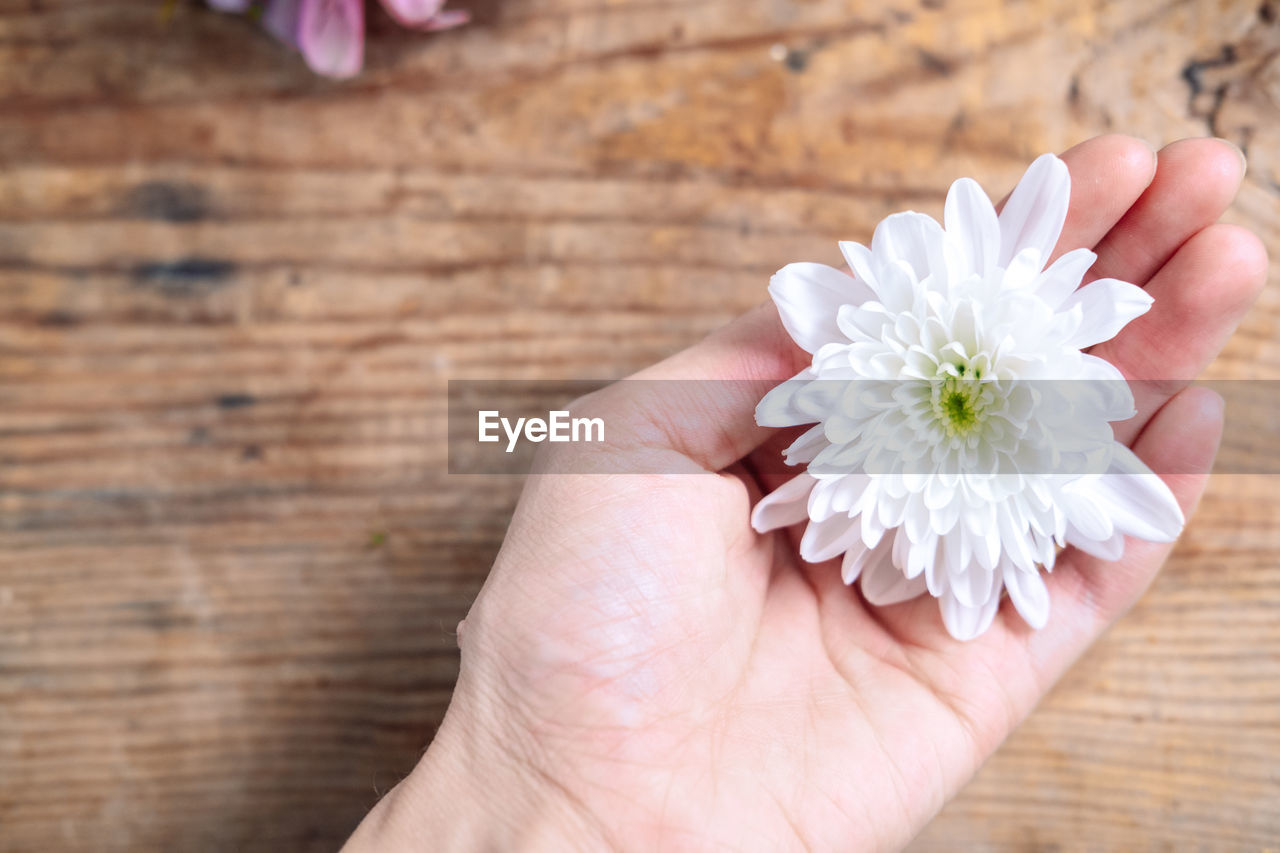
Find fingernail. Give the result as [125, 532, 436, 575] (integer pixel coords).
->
[1202, 387, 1226, 420]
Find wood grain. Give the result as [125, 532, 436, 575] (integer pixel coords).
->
[0, 0, 1277, 849]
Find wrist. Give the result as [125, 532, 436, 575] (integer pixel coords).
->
[342, 692, 612, 852]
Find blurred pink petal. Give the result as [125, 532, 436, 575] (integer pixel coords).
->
[207, 0, 253, 11]
[419, 8, 469, 30]
[297, 0, 364, 79]
[378, 0, 469, 30]
[378, 0, 445, 26]
[262, 0, 303, 45]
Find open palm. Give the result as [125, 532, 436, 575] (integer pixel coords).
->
[344, 135, 1265, 852]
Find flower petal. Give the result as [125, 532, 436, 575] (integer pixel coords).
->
[1036, 247, 1096, 308]
[839, 240, 918, 313]
[861, 537, 928, 605]
[841, 541, 874, 584]
[1076, 353, 1137, 422]
[1059, 482, 1116, 542]
[809, 473, 870, 520]
[378, 0, 445, 25]
[860, 500, 887, 549]
[939, 580, 1002, 641]
[768, 263, 871, 353]
[838, 240, 878, 291]
[870, 211, 949, 289]
[751, 473, 816, 533]
[800, 514, 864, 562]
[417, 8, 469, 29]
[1060, 278, 1154, 349]
[1002, 559, 1049, 629]
[1065, 525, 1126, 561]
[263, 0, 303, 43]
[298, 0, 364, 79]
[1002, 246, 1043, 291]
[997, 153, 1070, 270]
[951, 562, 997, 609]
[1087, 444, 1186, 542]
[783, 423, 827, 465]
[944, 177, 1000, 278]
[755, 368, 817, 427]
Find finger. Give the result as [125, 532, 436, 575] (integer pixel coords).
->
[1028, 134, 1157, 263]
[743, 426, 814, 494]
[635, 301, 806, 385]
[1095, 223, 1268, 445]
[1086, 137, 1245, 287]
[1020, 386, 1225, 676]
[570, 303, 805, 473]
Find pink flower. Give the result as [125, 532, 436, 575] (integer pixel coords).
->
[296, 0, 364, 78]
[207, 0, 468, 78]
[379, 0, 468, 29]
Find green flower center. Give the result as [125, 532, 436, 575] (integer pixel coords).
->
[941, 389, 977, 428]
[932, 376, 988, 437]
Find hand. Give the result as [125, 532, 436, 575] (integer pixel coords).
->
[343, 136, 1266, 851]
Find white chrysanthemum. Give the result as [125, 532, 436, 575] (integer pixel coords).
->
[752, 154, 1184, 641]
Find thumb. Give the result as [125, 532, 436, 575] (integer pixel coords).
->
[564, 303, 807, 473]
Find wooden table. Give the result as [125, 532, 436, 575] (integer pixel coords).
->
[1, 0, 1277, 849]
